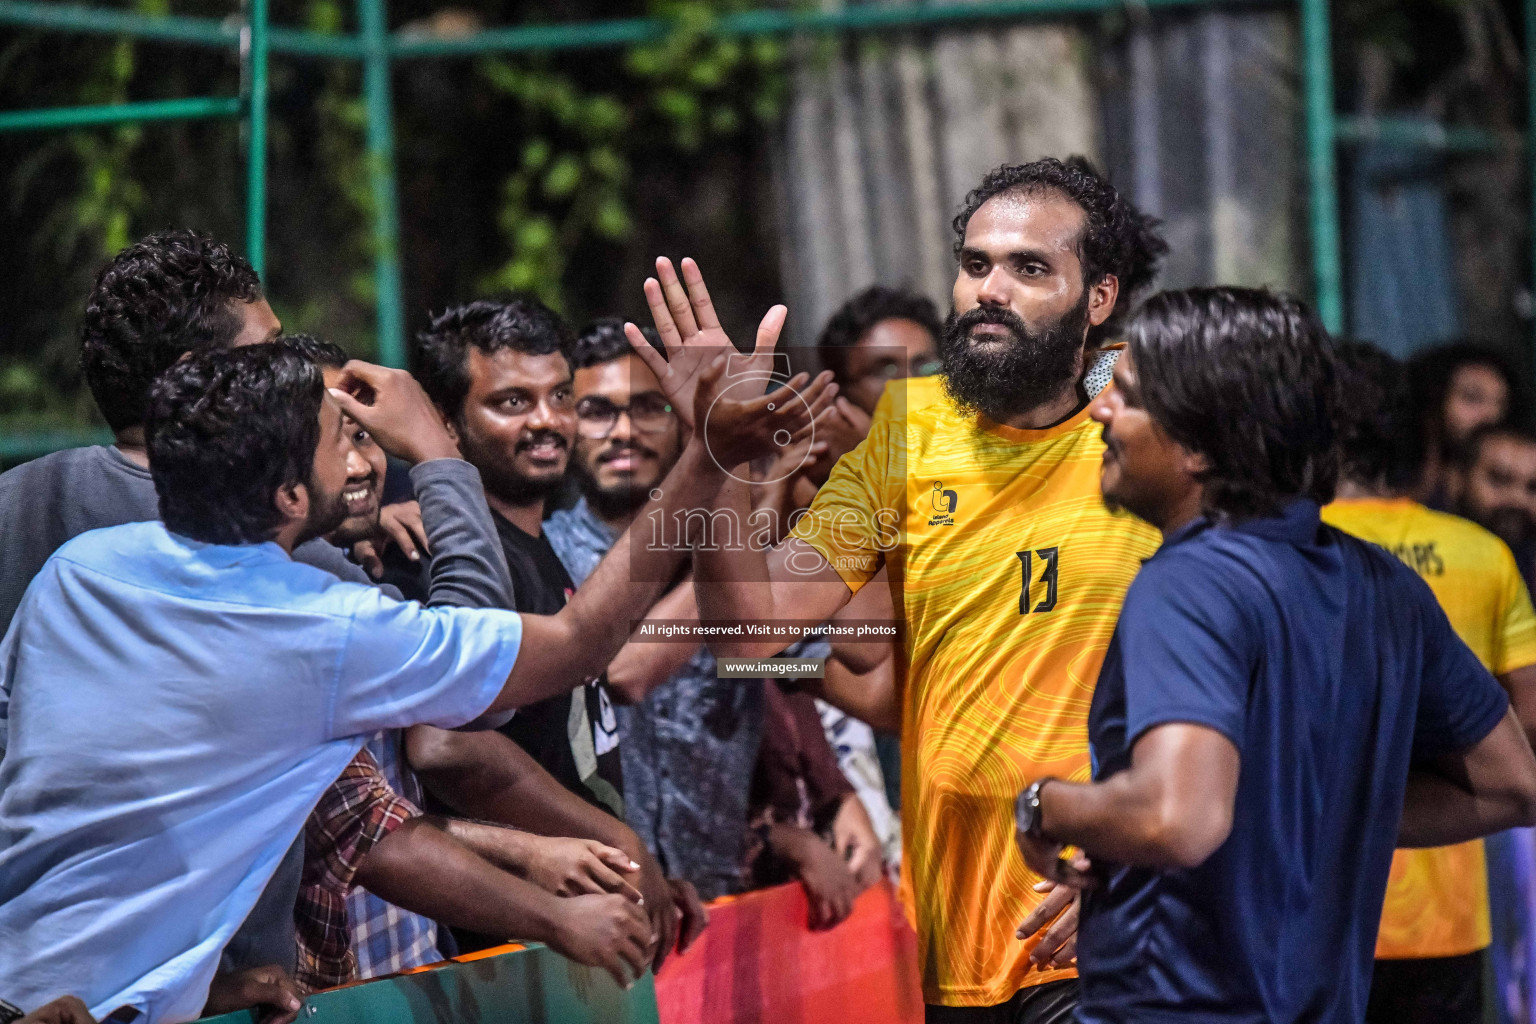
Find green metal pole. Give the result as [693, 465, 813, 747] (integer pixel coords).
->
[360, 0, 405, 367]
[388, 0, 1272, 57]
[1301, 0, 1343, 333]
[1334, 115, 1505, 153]
[0, 0, 1282, 62]
[245, 0, 269, 279]
[0, 96, 242, 133]
[0, 0, 365, 57]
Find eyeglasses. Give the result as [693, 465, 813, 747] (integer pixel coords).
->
[854, 356, 943, 385]
[575, 393, 676, 440]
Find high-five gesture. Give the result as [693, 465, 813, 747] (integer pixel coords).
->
[626, 256, 837, 472]
[624, 257, 787, 430]
[688, 350, 836, 472]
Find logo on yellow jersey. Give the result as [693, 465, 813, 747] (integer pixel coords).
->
[928, 482, 959, 525]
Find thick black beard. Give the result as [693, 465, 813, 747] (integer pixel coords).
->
[586, 480, 654, 521]
[1471, 505, 1534, 551]
[481, 463, 566, 508]
[296, 478, 352, 549]
[939, 292, 1091, 422]
[577, 445, 673, 522]
[460, 431, 568, 510]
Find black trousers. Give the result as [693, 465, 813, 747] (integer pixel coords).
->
[925, 979, 1078, 1024]
[1365, 950, 1485, 1024]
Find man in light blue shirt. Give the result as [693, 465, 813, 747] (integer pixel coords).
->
[0, 334, 819, 1022]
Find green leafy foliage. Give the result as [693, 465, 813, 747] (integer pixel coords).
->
[473, 0, 784, 308]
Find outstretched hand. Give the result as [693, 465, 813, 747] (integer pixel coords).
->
[691, 354, 837, 472]
[326, 361, 461, 466]
[626, 256, 837, 472]
[625, 257, 769, 432]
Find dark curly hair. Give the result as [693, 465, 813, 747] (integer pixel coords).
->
[1332, 340, 1418, 492]
[416, 297, 572, 422]
[567, 317, 664, 370]
[1128, 287, 1339, 520]
[952, 156, 1168, 346]
[815, 285, 942, 384]
[146, 344, 323, 545]
[278, 333, 350, 371]
[80, 230, 264, 432]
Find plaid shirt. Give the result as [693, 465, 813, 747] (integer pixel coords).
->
[295, 742, 422, 991]
[345, 732, 441, 981]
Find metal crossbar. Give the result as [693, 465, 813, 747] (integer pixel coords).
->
[0, 0, 1528, 457]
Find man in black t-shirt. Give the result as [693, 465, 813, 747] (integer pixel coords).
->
[492, 512, 625, 815]
[410, 298, 622, 813]
[407, 297, 706, 965]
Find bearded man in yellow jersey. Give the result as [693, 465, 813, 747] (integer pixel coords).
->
[1321, 341, 1536, 1024]
[621, 157, 1167, 1023]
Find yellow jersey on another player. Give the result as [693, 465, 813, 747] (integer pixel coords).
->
[791, 369, 1160, 1006]
[1322, 497, 1536, 959]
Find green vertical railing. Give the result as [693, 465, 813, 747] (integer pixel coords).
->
[244, 0, 269, 277]
[1300, 0, 1343, 334]
[359, 0, 405, 369]
[245, 0, 270, 277]
[1, 0, 1535, 452]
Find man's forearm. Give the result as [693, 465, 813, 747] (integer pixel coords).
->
[1397, 769, 1536, 848]
[809, 652, 899, 732]
[499, 442, 725, 709]
[434, 817, 539, 874]
[694, 475, 781, 658]
[696, 475, 773, 617]
[605, 582, 702, 703]
[354, 817, 563, 942]
[407, 726, 643, 855]
[1039, 773, 1226, 871]
[410, 459, 513, 610]
[1399, 709, 1536, 847]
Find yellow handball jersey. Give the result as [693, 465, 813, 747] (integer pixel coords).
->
[1322, 497, 1536, 959]
[791, 370, 1160, 1006]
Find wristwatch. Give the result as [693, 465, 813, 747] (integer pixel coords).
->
[1014, 777, 1057, 841]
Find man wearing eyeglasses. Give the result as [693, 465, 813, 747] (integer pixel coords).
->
[403, 299, 710, 965]
[543, 318, 883, 923]
[544, 319, 751, 901]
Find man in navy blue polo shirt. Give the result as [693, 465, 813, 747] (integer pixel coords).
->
[1011, 287, 1536, 1024]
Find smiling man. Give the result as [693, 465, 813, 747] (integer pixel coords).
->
[405, 300, 711, 967]
[0, 313, 817, 1020]
[666, 156, 1168, 1023]
[1013, 288, 1536, 1024]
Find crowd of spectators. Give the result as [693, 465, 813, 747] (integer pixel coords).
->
[0, 232, 937, 1024]
[5, 219, 1536, 1024]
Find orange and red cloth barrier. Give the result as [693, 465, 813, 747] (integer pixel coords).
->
[655, 878, 924, 1024]
[200, 878, 922, 1023]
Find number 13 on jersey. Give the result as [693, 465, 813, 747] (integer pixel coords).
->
[1017, 547, 1060, 614]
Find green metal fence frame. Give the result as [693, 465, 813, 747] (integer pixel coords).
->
[0, 0, 1530, 459]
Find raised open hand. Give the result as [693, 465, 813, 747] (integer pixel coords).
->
[625, 257, 792, 432]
